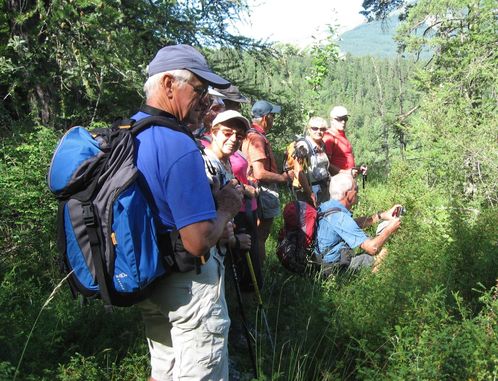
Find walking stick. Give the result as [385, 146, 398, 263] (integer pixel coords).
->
[243, 249, 275, 353]
[360, 164, 368, 189]
[227, 244, 258, 379]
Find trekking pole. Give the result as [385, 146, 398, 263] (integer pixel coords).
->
[227, 245, 258, 379]
[360, 164, 367, 189]
[243, 250, 275, 353]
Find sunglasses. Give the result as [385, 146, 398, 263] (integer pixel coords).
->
[186, 82, 208, 98]
[176, 77, 209, 98]
[310, 127, 327, 132]
[218, 128, 246, 141]
[334, 116, 349, 122]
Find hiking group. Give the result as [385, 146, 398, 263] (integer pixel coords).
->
[48, 44, 403, 380]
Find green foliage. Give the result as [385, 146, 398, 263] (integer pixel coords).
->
[0, 0, 265, 128]
[260, 170, 498, 380]
[304, 32, 339, 103]
[56, 347, 149, 381]
[357, 288, 498, 380]
[396, 0, 498, 206]
[361, 0, 406, 21]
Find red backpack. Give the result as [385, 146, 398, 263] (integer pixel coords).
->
[276, 201, 317, 274]
[276, 201, 340, 274]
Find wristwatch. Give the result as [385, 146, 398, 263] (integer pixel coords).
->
[376, 211, 382, 220]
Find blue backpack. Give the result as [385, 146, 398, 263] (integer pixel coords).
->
[48, 116, 186, 306]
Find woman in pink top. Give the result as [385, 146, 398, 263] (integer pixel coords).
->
[230, 149, 262, 291]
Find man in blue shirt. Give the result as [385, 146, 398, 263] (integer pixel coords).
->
[316, 173, 401, 273]
[134, 44, 243, 381]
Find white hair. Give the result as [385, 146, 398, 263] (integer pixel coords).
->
[143, 69, 194, 100]
[308, 116, 328, 129]
[329, 173, 355, 200]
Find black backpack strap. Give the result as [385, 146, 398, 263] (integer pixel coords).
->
[129, 115, 188, 136]
[318, 207, 342, 219]
[81, 201, 114, 305]
[124, 112, 213, 274]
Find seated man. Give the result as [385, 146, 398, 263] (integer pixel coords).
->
[315, 173, 401, 274]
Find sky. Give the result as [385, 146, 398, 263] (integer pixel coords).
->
[233, 0, 367, 48]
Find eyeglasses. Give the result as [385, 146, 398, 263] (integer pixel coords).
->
[218, 128, 246, 141]
[334, 116, 348, 122]
[185, 81, 208, 98]
[310, 127, 327, 132]
[176, 77, 208, 98]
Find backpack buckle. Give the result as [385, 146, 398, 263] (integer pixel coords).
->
[82, 203, 97, 227]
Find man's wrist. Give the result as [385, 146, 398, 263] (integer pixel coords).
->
[217, 209, 235, 222]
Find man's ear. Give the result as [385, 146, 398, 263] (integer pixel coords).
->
[344, 190, 354, 204]
[161, 74, 175, 97]
[261, 114, 268, 127]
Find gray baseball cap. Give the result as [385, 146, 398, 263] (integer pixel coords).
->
[251, 100, 281, 118]
[214, 85, 249, 103]
[147, 44, 231, 89]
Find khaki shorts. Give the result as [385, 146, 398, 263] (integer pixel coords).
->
[258, 183, 280, 219]
[138, 249, 230, 381]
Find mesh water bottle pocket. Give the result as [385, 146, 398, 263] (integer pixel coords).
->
[64, 204, 99, 292]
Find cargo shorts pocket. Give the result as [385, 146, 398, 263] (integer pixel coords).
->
[180, 310, 230, 370]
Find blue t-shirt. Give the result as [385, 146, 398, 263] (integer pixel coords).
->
[316, 200, 368, 263]
[132, 111, 216, 232]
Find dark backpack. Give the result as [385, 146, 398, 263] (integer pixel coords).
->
[276, 201, 340, 274]
[47, 116, 188, 307]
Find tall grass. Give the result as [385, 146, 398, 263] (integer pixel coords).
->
[14, 272, 72, 381]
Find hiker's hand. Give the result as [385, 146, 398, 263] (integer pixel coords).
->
[310, 193, 317, 208]
[287, 169, 295, 181]
[383, 204, 403, 220]
[351, 168, 359, 178]
[224, 221, 237, 247]
[386, 218, 401, 233]
[244, 184, 257, 199]
[235, 233, 251, 250]
[283, 170, 294, 184]
[215, 179, 243, 217]
[359, 165, 368, 176]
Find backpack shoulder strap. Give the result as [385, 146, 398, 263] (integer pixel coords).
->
[248, 128, 268, 143]
[318, 207, 342, 219]
[128, 115, 187, 137]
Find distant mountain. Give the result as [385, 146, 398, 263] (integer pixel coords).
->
[338, 16, 401, 57]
